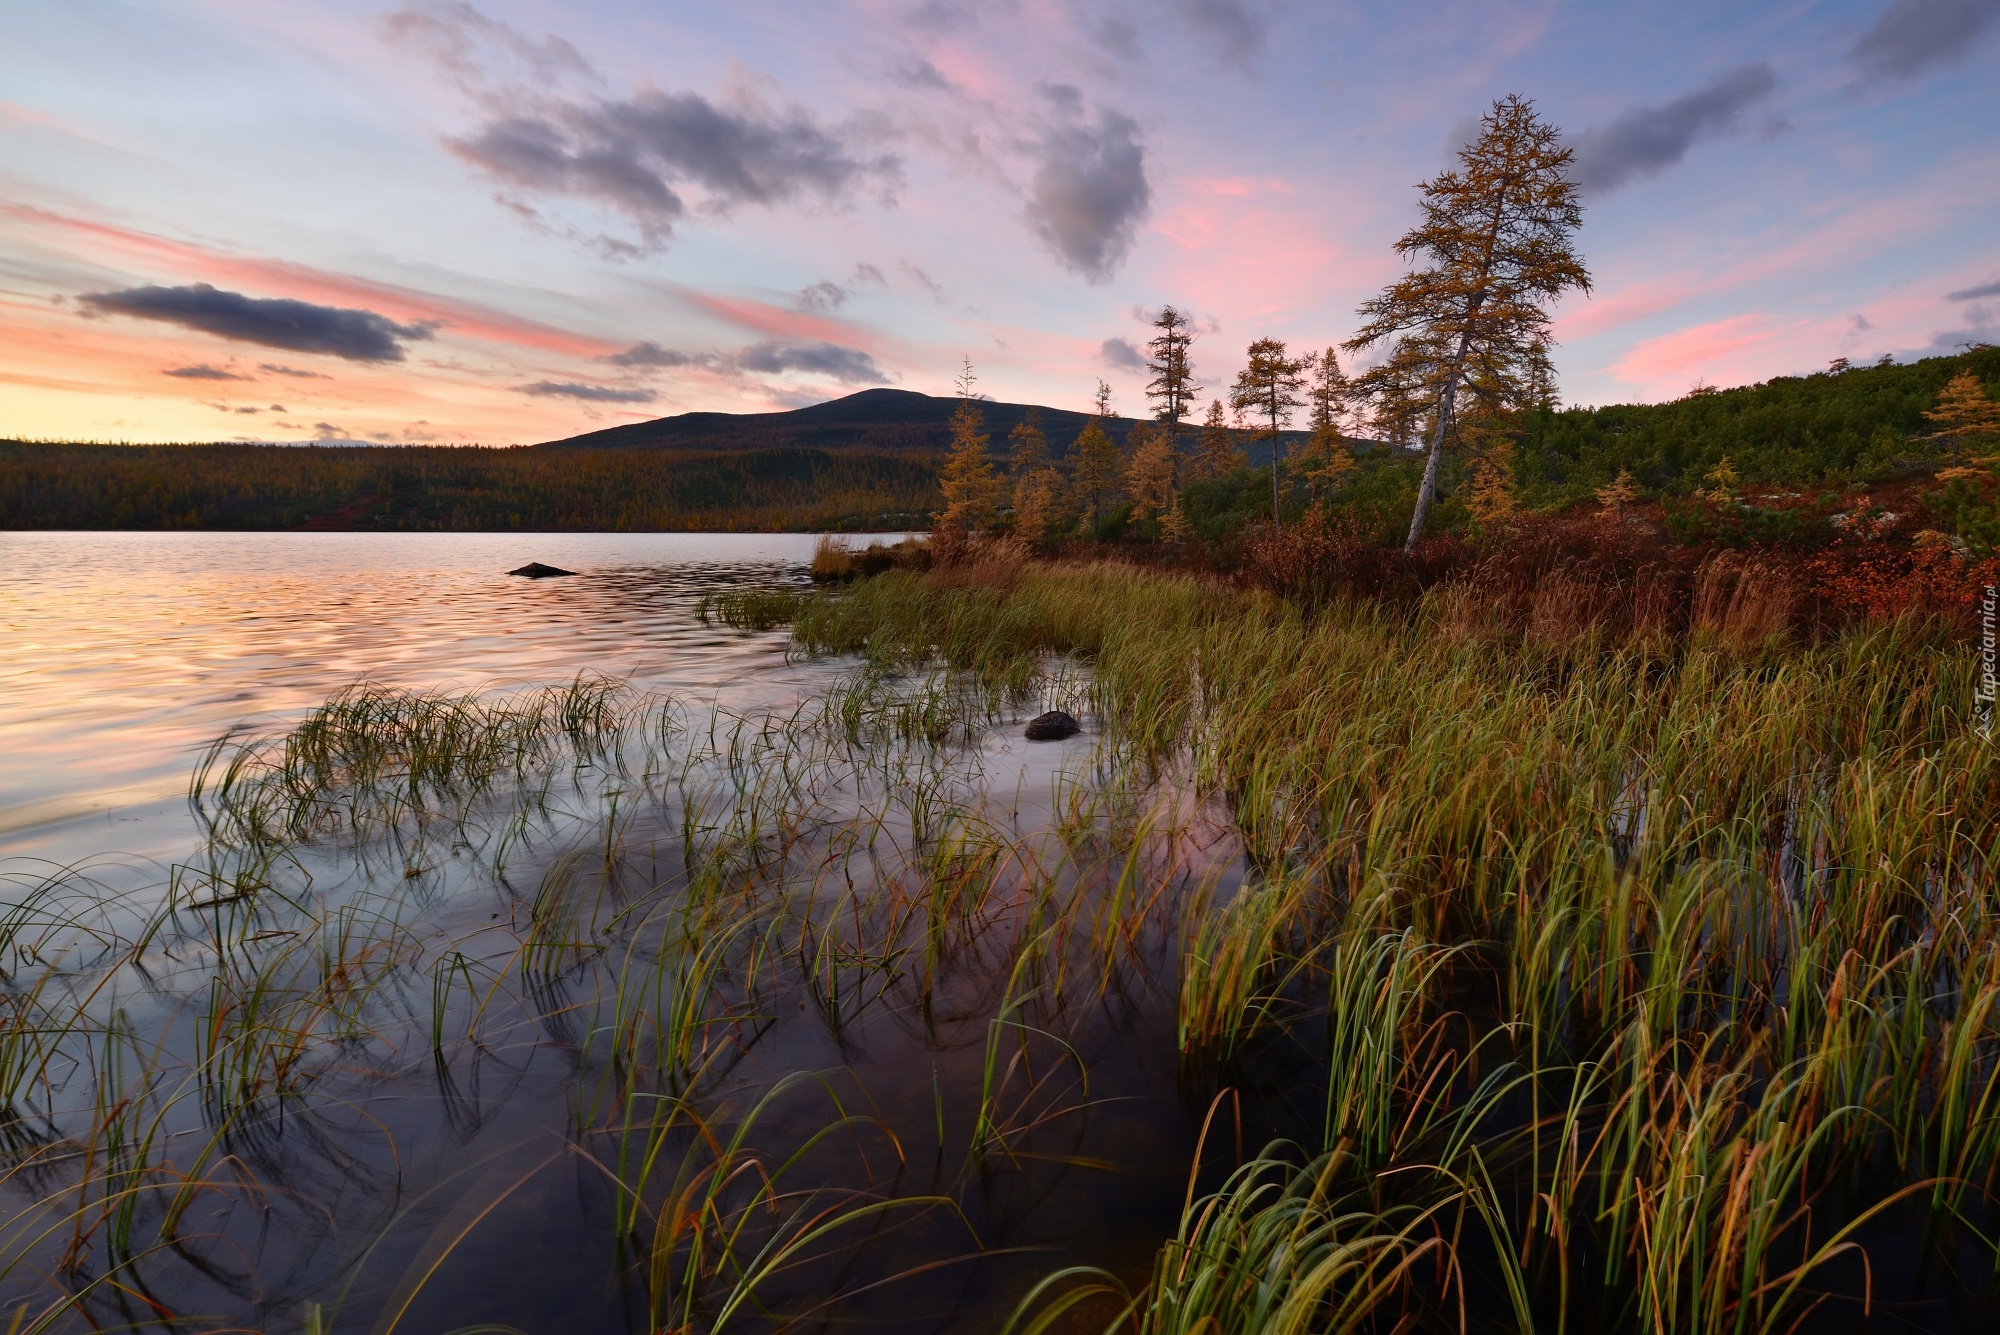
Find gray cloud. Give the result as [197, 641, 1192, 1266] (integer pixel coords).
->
[1176, 0, 1266, 69]
[900, 261, 947, 303]
[163, 363, 249, 380]
[1948, 278, 2000, 301]
[83, 284, 433, 362]
[1026, 106, 1151, 283]
[796, 279, 848, 313]
[1570, 64, 1780, 193]
[258, 362, 330, 378]
[894, 59, 953, 92]
[517, 380, 659, 402]
[852, 262, 889, 289]
[381, 2, 595, 94]
[448, 88, 900, 246]
[602, 340, 700, 367]
[1100, 337, 1146, 371]
[1849, 0, 2000, 81]
[734, 341, 887, 384]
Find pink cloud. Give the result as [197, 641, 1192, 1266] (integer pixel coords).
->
[675, 287, 885, 352]
[1607, 312, 1818, 393]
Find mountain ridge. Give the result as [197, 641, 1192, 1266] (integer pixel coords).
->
[535, 387, 1149, 455]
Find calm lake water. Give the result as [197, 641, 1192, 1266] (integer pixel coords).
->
[0, 531, 859, 864]
[1, 530, 1218, 1334]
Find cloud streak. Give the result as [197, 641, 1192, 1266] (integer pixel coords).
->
[1948, 278, 2000, 301]
[162, 363, 248, 380]
[1849, 0, 2000, 82]
[602, 340, 701, 367]
[734, 340, 886, 383]
[81, 284, 435, 362]
[516, 380, 657, 402]
[1570, 64, 1780, 194]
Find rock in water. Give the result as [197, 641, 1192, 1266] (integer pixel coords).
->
[508, 562, 575, 578]
[1024, 710, 1082, 741]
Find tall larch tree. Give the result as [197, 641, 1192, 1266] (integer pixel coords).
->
[1146, 306, 1202, 452]
[1123, 422, 1179, 540]
[1070, 382, 1123, 538]
[1345, 93, 1590, 552]
[1230, 337, 1307, 525]
[935, 357, 998, 542]
[1009, 408, 1062, 543]
[1291, 348, 1355, 508]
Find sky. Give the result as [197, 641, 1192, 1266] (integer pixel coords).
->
[2, 0, 1997, 445]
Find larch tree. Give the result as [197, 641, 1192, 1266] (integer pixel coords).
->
[1345, 93, 1590, 552]
[1595, 465, 1638, 520]
[1070, 385, 1123, 538]
[1192, 398, 1240, 481]
[1009, 408, 1062, 544]
[1307, 347, 1351, 435]
[1463, 438, 1519, 532]
[1922, 371, 2000, 460]
[1230, 337, 1307, 525]
[1291, 349, 1356, 509]
[1123, 421, 1179, 540]
[935, 356, 998, 542]
[1009, 407, 1048, 474]
[1146, 306, 1202, 451]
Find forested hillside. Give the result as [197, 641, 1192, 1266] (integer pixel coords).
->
[0, 442, 936, 531]
[1518, 346, 2000, 503]
[539, 386, 1142, 454]
[3, 348, 1992, 533]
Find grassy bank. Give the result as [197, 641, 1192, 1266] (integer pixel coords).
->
[778, 562, 1996, 1330]
[1, 559, 1993, 1332]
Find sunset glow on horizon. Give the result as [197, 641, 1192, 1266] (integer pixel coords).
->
[3, 0, 1997, 443]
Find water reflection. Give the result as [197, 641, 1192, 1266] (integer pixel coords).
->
[0, 532, 885, 859]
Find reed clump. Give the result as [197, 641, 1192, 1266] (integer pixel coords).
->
[809, 533, 931, 583]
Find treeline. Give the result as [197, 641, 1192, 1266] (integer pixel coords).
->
[920, 341, 2000, 553]
[0, 442, 937, 532]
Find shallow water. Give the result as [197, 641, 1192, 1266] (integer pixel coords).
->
[0, 529, 1248, 1333]
[0, 531, 867, 861]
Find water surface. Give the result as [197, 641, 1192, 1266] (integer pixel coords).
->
[1, 531, 857, 861]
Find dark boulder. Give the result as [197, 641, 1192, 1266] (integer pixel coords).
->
[1024, 710, 1082, 741]
[508, 562, 575, 578]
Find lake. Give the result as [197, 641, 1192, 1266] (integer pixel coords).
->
[0, 529, 1229, 1334]
[0, 531, 850, 862]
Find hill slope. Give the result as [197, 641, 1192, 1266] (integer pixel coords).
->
[536, 387, 1143, 455]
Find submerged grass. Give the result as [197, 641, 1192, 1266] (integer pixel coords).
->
[0, 557, 1992, 1333]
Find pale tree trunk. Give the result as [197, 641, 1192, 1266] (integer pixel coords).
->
[1270, 429, 1283, 527]
[1403, 300, 1483, 554]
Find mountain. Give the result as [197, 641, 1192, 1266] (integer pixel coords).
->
[535, 387, 1144, 455]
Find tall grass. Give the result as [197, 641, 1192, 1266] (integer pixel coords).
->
[772, 561, 1994, 1332]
